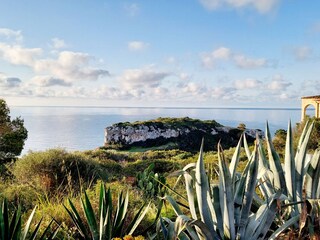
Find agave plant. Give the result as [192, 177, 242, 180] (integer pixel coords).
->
[158, 136, 285, 239]
[256, 121, 320, 238]
[64, 183, 150, 239]
[0, 199, 59, 240]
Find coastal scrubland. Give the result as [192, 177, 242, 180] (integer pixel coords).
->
[0, 99, 320, 239]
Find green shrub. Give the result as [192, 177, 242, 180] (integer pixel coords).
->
[83, 149, 136, 162]
[123, 159, 180, 177]
[0, 183, 39, 212]
[0, 99, 28, 163]
[12, 149, 108, 195]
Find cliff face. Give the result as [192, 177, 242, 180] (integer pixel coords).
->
[104, 117, 263, 151]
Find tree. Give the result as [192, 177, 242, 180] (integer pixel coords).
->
[0, 99, 28, 162]
[294, 115, 320, 151]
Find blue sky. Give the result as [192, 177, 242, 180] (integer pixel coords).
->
[1, 0, 320, 107]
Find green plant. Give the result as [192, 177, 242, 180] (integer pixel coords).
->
[13, 149, 108, 195]
[0, 199, 59, 240]
[158, 136, 285, 239]
[64, 183, 150, 239]
[0, 99, 28, 163]
[136, 163, 166, 199]
[256, 121, 320, 238]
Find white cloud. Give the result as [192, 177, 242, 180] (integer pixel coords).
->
[118, 67, 171, 88]
[199, 0, 280, 13]
[128, 41, 149, 51]
[267, 75, 292, 91]
[233, 54, 267, 69]
[201, 46, 268, 69]
[234, 78, 262, 89]
[212, 47, 232, 59]
[292, 46, 312, 61]
[201, 47, 231, 68]
[0, 28, 23, 42]
[0, 43, 42, 66]
[51, 38, 67, 49]
[0, 28, 109, 83]
[31, 76, 72, 87]
[40, 51, 109, 82]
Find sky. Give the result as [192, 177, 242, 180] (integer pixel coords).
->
[1, 0, 320, 108]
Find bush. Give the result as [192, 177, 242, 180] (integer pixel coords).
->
[12, 149, 108, 195]
[0, 183, 39, 212]
[0, 99, 28, 162]
[123, 159, 180, 177]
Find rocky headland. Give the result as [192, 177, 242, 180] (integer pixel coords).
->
[104, 117, 263, 151]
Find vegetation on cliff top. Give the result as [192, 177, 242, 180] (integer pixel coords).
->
[113, 117, 223, 129]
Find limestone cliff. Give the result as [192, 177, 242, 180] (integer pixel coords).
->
[104, 117, 263, 151]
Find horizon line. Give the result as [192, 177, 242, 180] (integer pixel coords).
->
[9, 105, 302, 110]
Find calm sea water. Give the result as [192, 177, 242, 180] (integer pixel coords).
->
[9, 106, 307, 155]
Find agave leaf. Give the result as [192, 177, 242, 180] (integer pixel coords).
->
[211, 184, 223, 236]
[112, 191, 128, 237]
[295, 121, 314, 205]
[229, 134, 243, 186]
[250, 193, 280, 240]
[257, 139, 270, 179]
[127, 202, 150, 235]
[268, 215, 299, 240]
[174, 215, 197, 240]
[82, 191, 99, 239]
[265, 122, 286, 193]
[218, 143, 235, 240]
[187, 218, 216, 240]
[158, 217, 176, 240]
[184, 173, 198, 220]
[243, 133, 251, 159]
[297, 120, 311, 147]
[104, 206, 112, 240]
[8, 208, 17, 238]
[64, 199, 90, 239]
[166, 195, 183, 215]
[233, 155, 251, 228]
[305, 149, 320, 199]
[11, 215, 21, 240]
[284, 121, 296, 205]
[99, 200, 106, 240]
[28, 217, 43, 240]
[99, 184, 105, 219]
[195, 139, 216, 235]
[21, 205, 37, 240]
[238, 144, 259, 237]
[0, 199, 9, 240]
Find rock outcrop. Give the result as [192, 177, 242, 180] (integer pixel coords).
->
[104, 117, 263, 151]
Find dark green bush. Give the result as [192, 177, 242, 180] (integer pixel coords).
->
[12, 149, 108, 195]
[0, 99, 28, 163]
[124, 159, 180, 177]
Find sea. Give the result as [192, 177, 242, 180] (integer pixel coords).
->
[9, 106, 309, 155]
